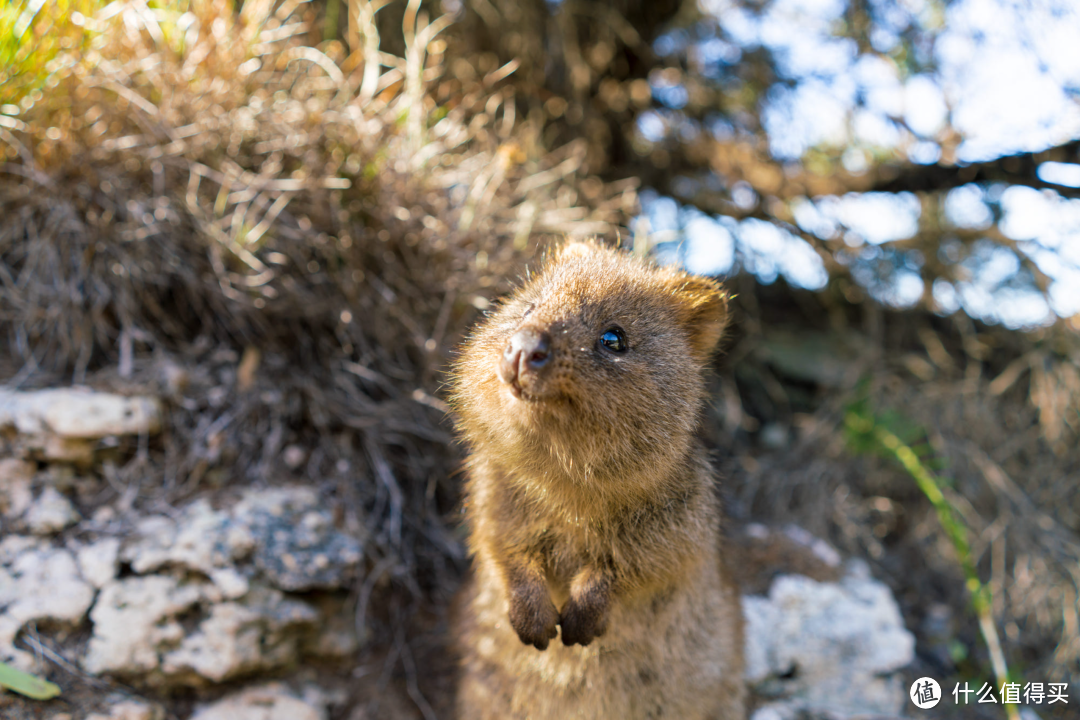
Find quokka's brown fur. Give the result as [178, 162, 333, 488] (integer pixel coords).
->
[450, 240, 746, 720]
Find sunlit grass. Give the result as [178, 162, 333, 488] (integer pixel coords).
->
[845, 397, 1020, 720]
[0, 0, 109, 107]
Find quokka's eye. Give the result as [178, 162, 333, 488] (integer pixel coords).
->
[522, 303, 534, 319]
[599, 326, 627, 353]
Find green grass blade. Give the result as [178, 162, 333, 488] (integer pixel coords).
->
[844, 400, 1020, 720]
[0, 661, 61, 700]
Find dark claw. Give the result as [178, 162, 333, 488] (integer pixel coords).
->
[508, 580, 559, 651]
[559, 595, 609, 647]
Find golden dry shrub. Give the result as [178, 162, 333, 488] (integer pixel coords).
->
[0, 0, 636, 601]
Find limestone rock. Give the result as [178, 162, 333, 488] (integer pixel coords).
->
[120, 488, 361, 592]
[0, 457, 34, 518]
[744, 563, 916, 719]
[0, 534, 39, 564]
[0, 387, 162, 462]
[85, 699, 163, 720]
[234, 488, 363, 591]
[0, 537, 95, 671]
[84, 575, 323, 684]
[121, 500, 237, 575]
[207, 567, 250, 600]
[36, 435, 96, 464]
[24, 486, 81, 534]
[189, 683, 326, 720]
[0, 538, 96, 627]
[80, 487, 364, 685]
[0, 387, 162, 438]
[162, 586, 318, 682]
[76, 538, 122, 589]
[83, 576, 207, 677]
[2, 475, 364, 689]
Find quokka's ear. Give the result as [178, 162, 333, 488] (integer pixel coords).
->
[670, 274, 730, 363]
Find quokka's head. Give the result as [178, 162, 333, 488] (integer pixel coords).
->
[452, 240, 729, 497]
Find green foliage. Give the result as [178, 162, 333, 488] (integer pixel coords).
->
[323, 0, 340, 42]
[0, 1, 205, 109]
[844, 398, 974, 585]
[0, 0, 105, 106]
[845, 396, 1020, 719]
[0, 661, 61, 700]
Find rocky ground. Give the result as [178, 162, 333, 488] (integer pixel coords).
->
[2, 385, 920, 719]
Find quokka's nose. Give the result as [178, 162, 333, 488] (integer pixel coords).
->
[497, 328, 552, 385]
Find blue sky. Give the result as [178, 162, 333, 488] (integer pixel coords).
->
[637, 0, 1080, 328]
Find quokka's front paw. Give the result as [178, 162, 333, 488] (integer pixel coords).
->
[558, 593, 609, 647]
[507, 580, 559, 650]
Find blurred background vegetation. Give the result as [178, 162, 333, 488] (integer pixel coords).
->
[1, 0, 1079, 716]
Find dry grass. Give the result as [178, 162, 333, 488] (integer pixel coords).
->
[0, 0, 635, 619]
[711, 283, 1080, 701]
[2, 2, 1079, 715]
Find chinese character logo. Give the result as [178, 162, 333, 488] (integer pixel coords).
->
[910, 677, 942, 709]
